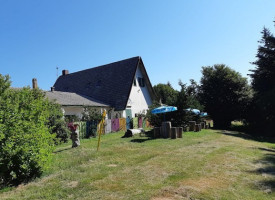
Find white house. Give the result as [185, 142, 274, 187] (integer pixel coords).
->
[45, 56, 156, 119]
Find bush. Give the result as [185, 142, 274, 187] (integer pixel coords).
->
[47, 103, 70, 144]
[0, 78, 55, 186]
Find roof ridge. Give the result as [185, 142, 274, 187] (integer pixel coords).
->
[62, 56, 140, 77]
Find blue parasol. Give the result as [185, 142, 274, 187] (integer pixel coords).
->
[151, 106, 178, 114]
[185, 108, 208, 117]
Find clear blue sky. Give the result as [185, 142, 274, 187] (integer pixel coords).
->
[0, 0, 275, 91]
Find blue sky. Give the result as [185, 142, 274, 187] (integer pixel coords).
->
[0, 0, 275, 91]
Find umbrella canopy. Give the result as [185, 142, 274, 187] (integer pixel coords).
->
[151, 106, 177, 114]
[185, 108, 208, 117]
[185, 108, 200, 115]
[200, 112, 208, 117]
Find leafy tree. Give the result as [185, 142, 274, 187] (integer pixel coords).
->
[153, 83, 178, 105]
[47, 103, 70, 144]
[199, 64, 252, 128]
[146, 101, 163, 127]
[249, 26, 275, 134]
[147, 80, 204, 127]
[0, 74, 69, 186]
[0, 87, 55, 186]
[81, 107, 102, 121]
[172, 80, 203, 127]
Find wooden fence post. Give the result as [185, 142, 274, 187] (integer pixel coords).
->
[189, 121, 196, 131]
[171, 127, 177, 139]
[178, 127, 183, 138]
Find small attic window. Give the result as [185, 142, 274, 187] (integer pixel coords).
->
[138, 77, 145, 87]
[96, 80, 102, 87]
[133, 78, 137, 86]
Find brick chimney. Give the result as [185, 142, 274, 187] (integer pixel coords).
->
[32, 78, 38, 89]
[62, 70, 69, 76]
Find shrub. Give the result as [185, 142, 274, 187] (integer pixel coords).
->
[47, 103, 70, 144]
[0, 79, 55, 186]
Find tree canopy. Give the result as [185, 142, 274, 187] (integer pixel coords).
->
[0, 74, 69, 186]
[199, 64, 252, 128]
[249, 26, 275, 134]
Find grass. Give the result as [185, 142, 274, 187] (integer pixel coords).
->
[1, 129, 275, 199]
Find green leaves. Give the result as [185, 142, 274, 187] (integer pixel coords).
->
[249, 25, 275, 134]
[0, 75, 57, 186]
[199, 64, 252, 128]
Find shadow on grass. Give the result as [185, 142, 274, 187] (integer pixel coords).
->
[121, 130, 156, 143]
[219, 128, 275, 192]
[221, 130, 275, 144]
[247, 152, 275, 193]
[53, 146, 71, 153]
[130, 138, 154, 143]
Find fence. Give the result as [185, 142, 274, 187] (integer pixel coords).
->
[73, 117, 151, 139]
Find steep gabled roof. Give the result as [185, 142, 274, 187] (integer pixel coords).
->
[53, 56, 155, 110]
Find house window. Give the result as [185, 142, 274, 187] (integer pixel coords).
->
[138, 77, 145, 87]
[133, 78, 137, 86]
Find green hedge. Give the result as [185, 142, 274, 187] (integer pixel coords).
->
[0, 75, 56, 186]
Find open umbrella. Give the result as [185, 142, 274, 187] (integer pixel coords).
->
[185, 108, 200, 115]
[185, 108, 208, 117]
[151, 106, 177, 121]
[151, 106, 178, 114]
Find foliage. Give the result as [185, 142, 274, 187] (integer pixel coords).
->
[172, 81, 202, 127]
[146, 101, 163, 127]
[249, 26, 275, 134]
[0, 80, 55, 186]
[65, 115, 81, 123]
[147, 80, 204, 127]
[199, 64, 252, 128]
[47, 103, 70, 144]
[153, 83, 178, 105]
[81, 107, 102, 121]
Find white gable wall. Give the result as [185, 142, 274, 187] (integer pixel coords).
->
[126, 65, 153, 118]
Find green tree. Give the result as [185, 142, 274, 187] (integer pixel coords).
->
[47, 103, 70, 144]
[199, 64, 252, 128]
[153, 83, 178, 105]
[0, 74, 68, 186]
[249, 26, 275, 134]
[172, 80, 203, 127]
[147, 80, 203, 127]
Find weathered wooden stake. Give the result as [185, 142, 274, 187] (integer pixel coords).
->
[171, 127, 177, 139]
[201, 122, 205, 129]
[161, 121, 171, 138]
[178, 127, 183, 138]
[189, 121, 196, 131]
[195, 124, 201, 132]
[154, 127, 160, 138]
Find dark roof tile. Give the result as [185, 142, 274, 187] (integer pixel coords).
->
[53, 57, 141, 110]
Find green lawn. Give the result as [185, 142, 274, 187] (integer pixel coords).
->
[1, 129, 275, 200]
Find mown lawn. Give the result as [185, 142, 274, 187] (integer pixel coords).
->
[1, 129, 275, 200]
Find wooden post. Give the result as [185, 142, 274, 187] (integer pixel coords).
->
[201, 122, 205, 129]
[171, 127, 177, 139]
[178, 127, 183, 138]
[154, 127, 160, 138]
[161, 121, 171, 138]
[195, 124, 201, 132]
[189, 121, 196, 131]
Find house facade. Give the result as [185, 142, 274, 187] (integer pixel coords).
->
[46, 56, 156, 119]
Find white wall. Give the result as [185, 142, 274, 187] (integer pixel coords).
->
[126, 65, 153, 118]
